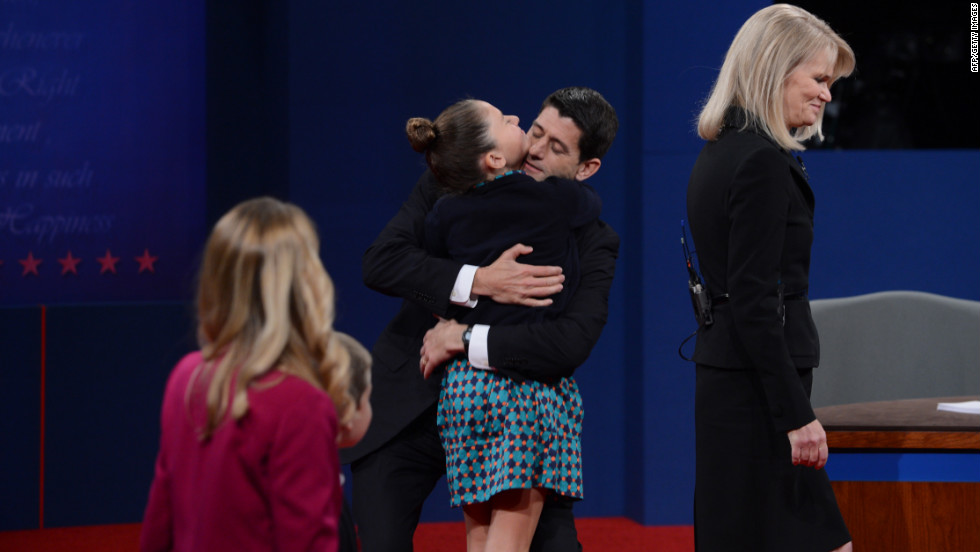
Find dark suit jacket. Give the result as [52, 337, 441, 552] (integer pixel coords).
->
[686, 108, 818, 433]
[341, 170, 619, 464]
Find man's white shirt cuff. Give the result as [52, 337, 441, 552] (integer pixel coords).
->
[450, 264, 479, 308]
[468, 324, 492, 370]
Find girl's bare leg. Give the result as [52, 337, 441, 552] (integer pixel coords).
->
[484, 488, 546, 552]
[832, 542, 853, 552]
[462, 501, 491, 552]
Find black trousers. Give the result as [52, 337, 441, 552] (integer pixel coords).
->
[350, 405, 582, 552]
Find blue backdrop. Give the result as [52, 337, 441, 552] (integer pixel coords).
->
[0, 2, 206, 305]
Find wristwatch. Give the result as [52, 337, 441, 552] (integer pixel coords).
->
[461, 325, 474, 357]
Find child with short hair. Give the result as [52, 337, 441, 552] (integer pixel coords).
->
[334, 331, 373, 552]
[335, 331, 373, 449]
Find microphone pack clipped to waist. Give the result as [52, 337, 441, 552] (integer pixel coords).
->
[678, 220, 807, 360]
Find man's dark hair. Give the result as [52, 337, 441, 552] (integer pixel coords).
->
[541, 86, 619, 162]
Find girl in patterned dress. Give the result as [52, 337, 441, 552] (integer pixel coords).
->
[406, 99, 598, 552]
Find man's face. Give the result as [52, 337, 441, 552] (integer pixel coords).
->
[522, 106, 584, 181]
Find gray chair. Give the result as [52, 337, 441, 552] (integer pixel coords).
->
[809, 290, 980, 407]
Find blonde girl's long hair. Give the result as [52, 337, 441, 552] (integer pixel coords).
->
[189, 197, 354, 440]
[697, 3, 855, 151]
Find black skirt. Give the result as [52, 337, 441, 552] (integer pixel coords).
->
[694, 365, 850, 552]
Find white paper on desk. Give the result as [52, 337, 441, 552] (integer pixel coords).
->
[937, 401, 980, 415]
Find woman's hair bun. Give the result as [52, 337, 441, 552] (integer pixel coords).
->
[406, 117, 437, 152]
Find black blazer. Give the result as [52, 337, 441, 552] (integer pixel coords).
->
[341, 170, 619, 464]
[686, 109, 818, 432]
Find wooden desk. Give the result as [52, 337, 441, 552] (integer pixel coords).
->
[815, 396, 980, 552]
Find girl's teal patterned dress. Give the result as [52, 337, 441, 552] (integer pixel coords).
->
[437, 357, 584, 506]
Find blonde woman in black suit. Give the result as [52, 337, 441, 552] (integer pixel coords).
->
[686, 5, 855, 551]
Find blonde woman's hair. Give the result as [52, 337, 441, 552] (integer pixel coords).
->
[697, 3, 855, 151]
[190, 197, 354, 440]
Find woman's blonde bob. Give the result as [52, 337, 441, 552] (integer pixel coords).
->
[190, 197, 355, 440]
[697, 4, 855, 151]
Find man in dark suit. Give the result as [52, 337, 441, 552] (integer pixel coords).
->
[340, 86, 619, 552]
